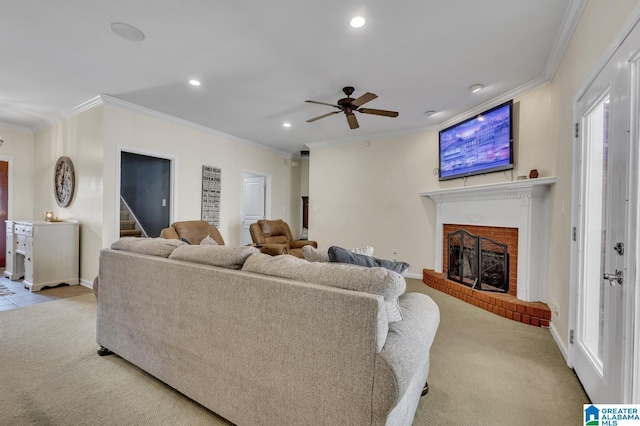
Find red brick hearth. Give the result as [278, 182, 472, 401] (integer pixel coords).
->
[423, 269, 551, 327]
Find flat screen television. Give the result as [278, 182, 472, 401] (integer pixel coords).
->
[438, 100, 514, 181]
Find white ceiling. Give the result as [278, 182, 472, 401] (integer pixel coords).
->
[1, 0, 583, 155]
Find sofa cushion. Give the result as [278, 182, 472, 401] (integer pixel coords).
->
[111, 237, 186, 258]
[328, 246, 411, 274]
[302, 245, 374, 262]
[169, 245, 259, 270]
[242, 252, 405, 322]
[199, 235, 219, 246]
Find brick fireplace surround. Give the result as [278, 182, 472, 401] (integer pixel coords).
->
[420, 178, 556, 327]
[422, 270, 551, 327]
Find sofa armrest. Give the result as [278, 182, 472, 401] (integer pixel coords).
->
[372, 292, 440, 422]
[257, 243, 289, 256]
[290, 240, 317, 249]
[160, 227, 179, 239]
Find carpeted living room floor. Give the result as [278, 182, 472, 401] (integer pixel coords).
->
[0, 277, 588, 425]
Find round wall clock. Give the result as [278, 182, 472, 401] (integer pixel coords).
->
[54, 156, 76, 207]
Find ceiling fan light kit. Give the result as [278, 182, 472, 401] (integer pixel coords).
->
[305, 86, 398, 130]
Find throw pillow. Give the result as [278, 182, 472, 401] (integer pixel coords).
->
[349, 245, 374, 256]
[111, 237, 187, 258]
[242, 252, 405, 323]
[302, 245, 375, 262]
[302, 246, 330, 262]
[199, 235, 219, 246]
[169, 245, 259, 270]
[328, 246, 410, 274]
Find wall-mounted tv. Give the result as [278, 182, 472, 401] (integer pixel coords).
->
[439, 100, 514, 181]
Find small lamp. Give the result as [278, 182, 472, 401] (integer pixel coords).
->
[44, 211, 54, 222]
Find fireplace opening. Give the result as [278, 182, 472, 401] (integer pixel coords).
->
[447, 229, 509, 293]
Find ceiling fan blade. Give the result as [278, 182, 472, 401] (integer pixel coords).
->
[346, 113, 359, 129]
[351, 92, 377, 107]
[359, 108, 399, 117]
[306, 111, 340, 122]
[305, 100, 340, 108]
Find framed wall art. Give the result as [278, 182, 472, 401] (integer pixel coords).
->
[201, 165, 221, 227]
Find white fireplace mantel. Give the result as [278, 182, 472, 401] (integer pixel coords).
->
[420, 177, 557, 302]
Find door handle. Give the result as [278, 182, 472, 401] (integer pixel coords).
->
[603, 270, 624, 285]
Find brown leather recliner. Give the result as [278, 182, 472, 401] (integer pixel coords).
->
[249, 219, 317, 258]
[160, 220, 225, 245]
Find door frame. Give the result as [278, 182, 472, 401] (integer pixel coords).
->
[241, 170, 271, 245]
[568, 14, 640, 403]
[0, 155, 14, 220]
[0, 156, 14, 268]
[116, 146, 177, 241]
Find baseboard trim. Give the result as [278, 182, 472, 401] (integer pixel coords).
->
[549, 321, 571, 367]
[404, 272, 421, 279]
[80, 278, 93, 289]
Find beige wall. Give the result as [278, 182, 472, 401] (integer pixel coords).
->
[103, 106, 300, 246]
[308, 87, 553, 276]
[309, 133, 437, 272]
[0, 126, 35, 220]
[33, 107, 105, 285]
[544, 0, 640, 346]
[300, 158, 309, 197]
[309, 0, 640, 351]
[28, 104, 298, 285]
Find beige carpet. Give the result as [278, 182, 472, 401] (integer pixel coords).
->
[0, 281, 588, 425]
[408, 279, 590, 425]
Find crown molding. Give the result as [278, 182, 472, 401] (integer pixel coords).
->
[309, 1, 587, 150]
[574, 1, 640, 103]
[73, 96, 105, 115]
[543, 0, 588, 80]
[305, 123, 440, 150]
[0, 121, 32, 132]
[99, 94, 292, 157]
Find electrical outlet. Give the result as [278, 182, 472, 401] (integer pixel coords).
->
[551, 298, 560, 317]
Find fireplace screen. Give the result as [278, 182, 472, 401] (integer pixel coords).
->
[447, 229, 509, 292]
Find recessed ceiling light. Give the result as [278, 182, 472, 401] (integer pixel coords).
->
[424, 110, 436, 117]
[189, 80, 201, 86]
[469, 84, 484, 93]
[110, 22, 145, 42]
[350, 16, 365, 28]
[283, 122, 292, 128]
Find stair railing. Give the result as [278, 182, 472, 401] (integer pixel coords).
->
[120, 196, 149, 238]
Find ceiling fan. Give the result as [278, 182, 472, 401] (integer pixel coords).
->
[305, 86, 398, 129]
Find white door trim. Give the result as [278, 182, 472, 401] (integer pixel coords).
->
[627, 48, 640, 404]
[0, 155, 14, 220]
[241, 170, 271, 245]
[115, 146, 178, 241]
[569, 18, 640, 404]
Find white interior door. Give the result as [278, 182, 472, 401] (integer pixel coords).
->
[242, 175, 266, 245]
[572, 28, 637, 403]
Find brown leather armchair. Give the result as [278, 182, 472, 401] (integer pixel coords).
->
[249, 219, 317, 258]
[160, 220, 225, 245]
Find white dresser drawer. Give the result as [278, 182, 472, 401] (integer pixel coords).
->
[6, 222, 13, 233]
[16, 235, 26, 253]
[15, 224, 27, 235]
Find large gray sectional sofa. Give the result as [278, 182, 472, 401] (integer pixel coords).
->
[96, 238, 440, 426]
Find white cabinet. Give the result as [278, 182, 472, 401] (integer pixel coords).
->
[5, 220, 80, 292]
